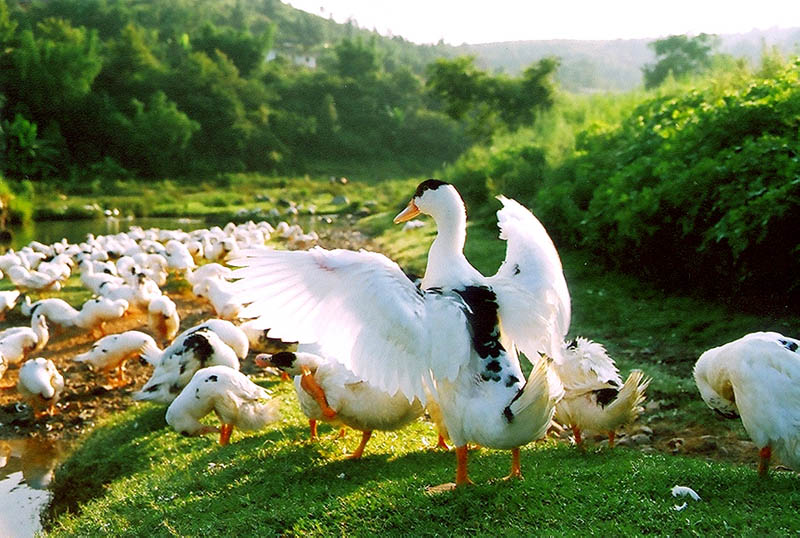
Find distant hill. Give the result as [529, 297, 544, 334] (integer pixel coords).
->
[457, 28, 800, 92]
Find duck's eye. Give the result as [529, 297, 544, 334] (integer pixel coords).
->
[101, 349, 108, 353]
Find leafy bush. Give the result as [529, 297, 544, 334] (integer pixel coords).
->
[540, 59, 800, 303]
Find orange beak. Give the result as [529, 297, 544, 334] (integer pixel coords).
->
[393, 201, 421, 223]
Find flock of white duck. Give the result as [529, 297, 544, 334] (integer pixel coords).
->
[0, 180, 797, 488]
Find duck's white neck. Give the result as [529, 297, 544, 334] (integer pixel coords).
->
[421, 195, 480, 289]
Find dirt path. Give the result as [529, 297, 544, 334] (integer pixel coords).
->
[0, 226, 765, 471]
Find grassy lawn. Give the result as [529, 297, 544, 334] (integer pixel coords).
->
[35, 173, 800, 534]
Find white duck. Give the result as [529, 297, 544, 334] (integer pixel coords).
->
[553, 337, 650, 448]
[0, 314, 49, 365]
[0, 290, 21, 320]
[133, 328, 240, 404]
[74, 297, 129, 337]
[192, 276, 243, 320]
[79, 259, 124, 294]
[174, 319, 249, 360]
[17, 357, 65, 419]
[73, 330, 159, 388]
[230, 180, 568, 487]
[22, 296, 80, 331]
[166, 365, 280, 445]
[5, 265, 62, 292]
[257, 348, 426, 459]
[694, 331, 800, 477]
[148, 295, 180, 344]
[186, 262, 232, 287]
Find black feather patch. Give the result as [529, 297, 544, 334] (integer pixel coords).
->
[195, 388, 200, 399]
[413, 179, 448, 198]
[505, 375, 520, 388]
[503, 406, 514, 423]
[206, 375, 219, 382]
[779, 339, 799, 352]
[594, 388, 619, 408]
[169, 383, 181, 394]
[144, 383, 161, 393]
[513, 264, 521, 275]
[183, 332, 214, 366]
[269, 352, 297, 369]
[455, 286, 504, 360]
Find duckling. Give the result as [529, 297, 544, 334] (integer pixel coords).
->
[553, 337, 650, 448]
[166, 365, 280, 445]
[73, 331, 159, 389]
[257, 348, 425, 459]
[17, 357, 65, 419]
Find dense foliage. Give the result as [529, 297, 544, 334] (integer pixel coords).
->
[0, 0, 470, 181]
[444, 59, 800, 307]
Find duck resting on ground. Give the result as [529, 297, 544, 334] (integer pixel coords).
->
[166, 365, 280, 445]
[694, 331, 800, 477]
[230, 179, 568, 488]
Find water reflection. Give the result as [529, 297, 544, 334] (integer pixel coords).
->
[0, 438, 66, 537]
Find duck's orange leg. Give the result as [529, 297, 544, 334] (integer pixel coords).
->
[608, 430, 616, 449]
[503, 447, 523, 481]
[759, 445, 772, 477]
[572, 425, 583, 448]
[280, 371, 291, 382]
[455, 445, 474, 487]
[300, 366, 336, 418]
[219, 423, 234, 445]
[309, 418, 318, 441]
[337, 427, 347, 439]
[436, 433, 450, 450]
[347, 430, 372, 459]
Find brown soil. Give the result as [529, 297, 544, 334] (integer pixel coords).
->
[0, 226, 765, 470]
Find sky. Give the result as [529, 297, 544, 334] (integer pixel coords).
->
[285, 0, 800, 44]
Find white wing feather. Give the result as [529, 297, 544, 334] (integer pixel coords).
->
[230, 247, 470, 403]
[487, 196, 571, 361]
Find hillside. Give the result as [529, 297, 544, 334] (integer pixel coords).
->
[459, 27, 800, 91]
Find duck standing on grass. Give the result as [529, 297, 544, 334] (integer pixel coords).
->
[231, 180, 568, 489]
[17, 357, 65, 419]
[694, 331, 800, 477]
[166, 365, 280, 445]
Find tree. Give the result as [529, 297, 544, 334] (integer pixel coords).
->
[426, 56, 557, 139]
[643, 34, 718, 89]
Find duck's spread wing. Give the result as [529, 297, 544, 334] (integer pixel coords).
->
[230, 247, 470, 403]
[486, 196, 571, 362]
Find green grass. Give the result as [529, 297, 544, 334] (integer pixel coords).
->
[45, 378, 800, 536]
[40, 175, 800, 534]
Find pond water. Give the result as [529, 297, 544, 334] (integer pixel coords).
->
[7, 216, 209, 250]
[0, 438, 66, 537]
